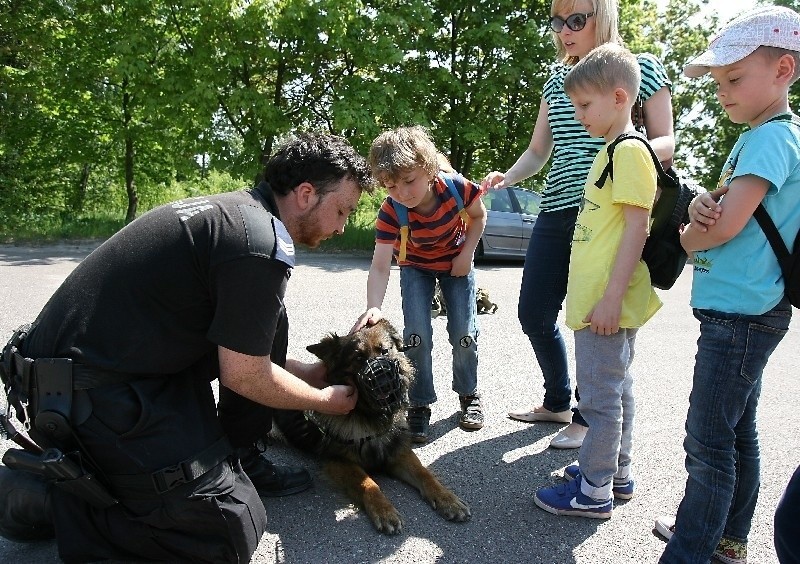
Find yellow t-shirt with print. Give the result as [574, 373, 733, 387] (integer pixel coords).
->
[566, 138, 663, 331]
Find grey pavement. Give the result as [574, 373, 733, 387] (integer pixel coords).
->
[0, 243, 797, 563]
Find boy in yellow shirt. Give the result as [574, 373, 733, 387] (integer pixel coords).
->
[534, 43, 661, 518]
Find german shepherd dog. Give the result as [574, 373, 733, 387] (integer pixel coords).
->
[273, 319, 471, 534]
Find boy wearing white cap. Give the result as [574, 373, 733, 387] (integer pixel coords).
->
[655, 6, 800, 564]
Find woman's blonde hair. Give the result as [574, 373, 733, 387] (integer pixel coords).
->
[551, 0, 623, 65]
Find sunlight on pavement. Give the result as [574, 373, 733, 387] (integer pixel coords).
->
[501, 435, 555, 463]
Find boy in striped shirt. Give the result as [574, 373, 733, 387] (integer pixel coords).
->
[351, 126, 487, 443]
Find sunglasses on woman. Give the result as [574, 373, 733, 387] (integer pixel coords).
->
[549, 11, 594, 33]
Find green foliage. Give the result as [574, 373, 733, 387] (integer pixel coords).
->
[1, 0, 771, 244]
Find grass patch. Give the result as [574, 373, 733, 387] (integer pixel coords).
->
[0, 180, 386, 251]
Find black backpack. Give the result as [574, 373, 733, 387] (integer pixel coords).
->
[595, 133, 699, 290]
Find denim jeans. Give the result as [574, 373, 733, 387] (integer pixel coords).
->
[661, 299, 791, 563]
[574, 327, 636, 500]
[774, 465, 800, 562]
[518, 207, 585, 423]
[400, 266, 479, 406]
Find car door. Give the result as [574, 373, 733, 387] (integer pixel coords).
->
[509, 188, 542, 255]
[480, 188, 523, 256]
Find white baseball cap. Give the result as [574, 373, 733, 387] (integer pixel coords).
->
[684, 6, 800, 78]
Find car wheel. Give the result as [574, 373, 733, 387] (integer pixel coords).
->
[476, 239, 485, 258]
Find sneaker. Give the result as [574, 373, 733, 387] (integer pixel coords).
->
[654, 515, 676, 541]
[563, 464, 635, 500]
[653, 515, 747, 564]
[406, 406, 431, 443]
[239, 447, 312, 497]
[715, 538, 747, 564]
[534, 474, 612, 519]
[459, 394, 484, 430]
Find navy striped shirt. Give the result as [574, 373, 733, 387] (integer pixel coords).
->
[541, 53, 671, 212]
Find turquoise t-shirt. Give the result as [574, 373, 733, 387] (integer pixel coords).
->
[541, 53, 670, 212]
[691, 117, 800, 314]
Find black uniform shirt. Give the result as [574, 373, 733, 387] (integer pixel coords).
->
[23, 182, 293, 374]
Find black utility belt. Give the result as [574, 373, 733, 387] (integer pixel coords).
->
[1, 328, 233, 502]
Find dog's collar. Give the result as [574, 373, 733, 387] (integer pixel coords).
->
[303, 410, 393, 446]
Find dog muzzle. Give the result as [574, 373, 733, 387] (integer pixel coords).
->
[359, 356, 404, 411]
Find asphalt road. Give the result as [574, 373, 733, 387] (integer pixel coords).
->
[0, 243, 797, 563]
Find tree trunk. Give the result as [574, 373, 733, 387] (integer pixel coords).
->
[122, 84, 137, 223]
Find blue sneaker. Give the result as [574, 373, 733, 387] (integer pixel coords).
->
[534, 475, 612, 519]
[563, 464, 635, 500]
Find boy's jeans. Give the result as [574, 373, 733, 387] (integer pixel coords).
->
[661, 300, 791, 563]
[574, 327, 636, 500]
[400, 266, 479, 406]
[518, 207, 581, 418]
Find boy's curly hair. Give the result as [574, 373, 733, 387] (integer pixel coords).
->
[368, 126, 440, 183]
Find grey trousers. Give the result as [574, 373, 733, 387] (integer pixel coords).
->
[575, 327, 637, 500]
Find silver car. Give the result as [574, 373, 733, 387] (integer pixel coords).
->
[477, 187, 542, 259]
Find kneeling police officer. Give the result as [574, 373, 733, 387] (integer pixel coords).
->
[0, 133, 372, 562]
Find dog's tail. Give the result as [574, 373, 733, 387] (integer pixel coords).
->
[272, 409, 324, 452]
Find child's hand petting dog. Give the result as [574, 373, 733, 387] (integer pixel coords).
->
[351, 307, 383, 333]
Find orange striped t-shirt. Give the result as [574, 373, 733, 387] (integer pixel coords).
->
[375, 173, 482, 272]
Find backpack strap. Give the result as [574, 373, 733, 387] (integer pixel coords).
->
[439, 173, 470, 223]
[390, 172, 469, 262]
[390, 198, 410, 262]
[594, 132, 668, 189]
[753, 204, 793, 276]
[747, 114, 800, 283]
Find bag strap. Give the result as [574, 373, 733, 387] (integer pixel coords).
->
[390, 198, 410, 262]
[733, 114, 800, 271]
[594, 132, 670, 190]
[390, 172, 469, 262]
[753, 204, 793, 278]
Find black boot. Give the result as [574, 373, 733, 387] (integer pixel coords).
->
[0, 466, 55, 542]
[238, 448, 312, 497]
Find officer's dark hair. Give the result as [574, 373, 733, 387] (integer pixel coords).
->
[264, 133, 374, 197]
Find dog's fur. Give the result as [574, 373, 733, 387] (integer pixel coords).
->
[273, 319, 470, 534]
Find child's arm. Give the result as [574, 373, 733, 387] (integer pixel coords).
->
[680, 175, 770, 252]
[350, 242, 394, 333]
[688, 187, 727, 232]
[585, 204, 650, 335]
[451, 196, 488, 277]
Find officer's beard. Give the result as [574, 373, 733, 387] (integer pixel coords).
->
[294, 201, 330, 249]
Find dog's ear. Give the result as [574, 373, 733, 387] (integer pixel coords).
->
[376, 319, 405, 352]
[307, 334, 340, 362]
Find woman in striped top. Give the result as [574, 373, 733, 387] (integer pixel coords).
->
[481, 0, 674, 449]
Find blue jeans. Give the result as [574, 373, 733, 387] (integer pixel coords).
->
[775, 465, 800, 563]
[400, 266, 479, 406]
[518, 207, 585, 423]
[575, 327, 636, 500]
[661, 299, 791, 563]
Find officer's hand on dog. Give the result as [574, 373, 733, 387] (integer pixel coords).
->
[316, 384, 359, 415]
[351, 307, 383, 334]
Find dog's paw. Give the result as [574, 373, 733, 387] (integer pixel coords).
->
[428, 491, 471, 522]
[367, 505, 404, 535]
